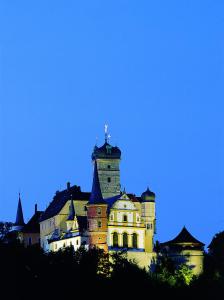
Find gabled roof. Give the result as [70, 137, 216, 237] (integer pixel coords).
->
[88, 161, 106, 205]
[40, 185, 90, 222]
[127, 193, 140, 203]
[22, 211, 43, 233]
[162, 227, 204, 246]
[15, 194, 25, 226]
[105, 192, 140, 214]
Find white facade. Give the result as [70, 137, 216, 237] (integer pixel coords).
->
[108, 194, 146, 250]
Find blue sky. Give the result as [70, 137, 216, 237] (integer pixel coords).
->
[0, 1, 223, 245]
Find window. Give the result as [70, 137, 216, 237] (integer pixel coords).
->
[132, 233, 138, 248]
[110, 214, 114, 221]
[55, 243, 57, 250]
[107, 177, 111, 183]
[97, 207, 102, 215]
[123, 233, 128, 248]
[123, 215, 127, 222]
[76, 240, 79, 245]
[147, 223, 152, 230]
[107, 165, 111, 169]
[124, 204, 127, 209]
[84, 206, 87, 211]
[113, 232, 118, 247]
[70, 241, 72, 246]
[137, 216, 140, 222]
[98, 221, 102, 228]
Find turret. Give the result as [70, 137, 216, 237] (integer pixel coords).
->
[141, 187, 156, 253]
[87, 161, 108, 252]
[13, 193, 25, 231]
[91, 126, 121, 199]
[66, 196, 78, 231]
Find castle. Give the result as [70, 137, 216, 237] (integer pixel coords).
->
[12, 128, 204, 273]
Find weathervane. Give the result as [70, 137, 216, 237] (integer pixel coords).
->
[104, 124, 111, 143]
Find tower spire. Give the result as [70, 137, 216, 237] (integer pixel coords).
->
[14, 193, 25, 230]
[89, 161, 105, 204]
[67, 195, 75, 221]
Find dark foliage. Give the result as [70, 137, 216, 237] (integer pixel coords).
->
[0, 233, 224, 300]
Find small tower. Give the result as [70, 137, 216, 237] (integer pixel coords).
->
[91, 125, 121, 199]
[87, 161, 108, 252]
[13, 193, 25, 231]
[66, 196, 78, 232]
[161, 227, 205, 275]
[141, 187, 156, 253]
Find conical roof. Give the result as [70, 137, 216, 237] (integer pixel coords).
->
[164, 227, 204, 246]
[15, 194, 25, 226]
[67, 197, 75, 221]
[89, 161, 106, 204]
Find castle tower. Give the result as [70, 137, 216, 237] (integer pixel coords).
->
[141, 188, 156, 253]
[91, 126, 121, 199]
[13, 193, 25, 231]
[87, 161, 108, 252]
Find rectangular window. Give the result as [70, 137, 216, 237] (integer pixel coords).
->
[98, 221, 102, 228]
[107, 177, 111, 183]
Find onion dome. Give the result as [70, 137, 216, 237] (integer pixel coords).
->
[141, 187, 155, 202]
[91, 142, 121, 160]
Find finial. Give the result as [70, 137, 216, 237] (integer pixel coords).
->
[104, 124, 111, 143]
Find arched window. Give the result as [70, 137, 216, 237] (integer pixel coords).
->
[132, 233, 138, 248]
[123, 232, 128, 248]
[123, 215, 127, 222]
[113, 232, 118, 247]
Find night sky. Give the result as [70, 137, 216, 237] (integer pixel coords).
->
[0, 1, 223, 246]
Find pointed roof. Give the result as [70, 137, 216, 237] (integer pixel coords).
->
[67, 197, 76, 221]
[89, 161, 106, 205]
[163, 227, 204, 246]
[15, 193, 25, 226]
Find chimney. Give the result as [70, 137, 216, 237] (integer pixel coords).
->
[35, 204, 37, 213]
[67, 182, 71, 190]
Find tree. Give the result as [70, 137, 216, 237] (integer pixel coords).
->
[0, 221, 13, 240]
[207, 231, 224, 277]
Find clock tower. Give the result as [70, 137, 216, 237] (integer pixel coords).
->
[91, 127, 121, 199]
